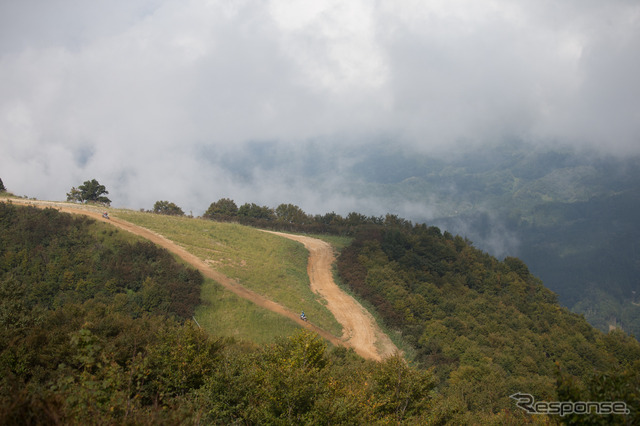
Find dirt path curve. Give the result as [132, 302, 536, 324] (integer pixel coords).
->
[4, 199, 396, 360]
[265, 231, 398, 361]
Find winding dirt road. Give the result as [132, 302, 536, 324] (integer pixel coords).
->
[265, 231, 398, 360]
[4, 199, 397, 361]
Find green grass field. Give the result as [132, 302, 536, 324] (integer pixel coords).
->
[114, 210, 343, 339]
[195, 278, 302, 344]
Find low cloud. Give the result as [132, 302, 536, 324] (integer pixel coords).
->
[1, 0, 639, 216]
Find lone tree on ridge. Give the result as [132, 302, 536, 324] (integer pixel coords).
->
[67, 179, 111, 206]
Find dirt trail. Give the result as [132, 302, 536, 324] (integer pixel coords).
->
[265, 231, 398, 361]
[5, 199, 397, 360]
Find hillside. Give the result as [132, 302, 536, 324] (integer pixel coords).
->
[0, 202, 428, 424]
[336, 220, 640, 421]
[2, 199, 640, 423]
[4, 199, 395, 358]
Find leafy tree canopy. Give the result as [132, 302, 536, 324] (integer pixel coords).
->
[275, 203, 310, 224]
[336, 220, 640, 421]
[203, 198, 238, 219]
[238, 202, 275, 221]
[67, 179, 111, 205]
[153, 200, 184, 216]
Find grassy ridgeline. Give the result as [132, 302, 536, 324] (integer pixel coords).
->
[115, 210, 343, 338]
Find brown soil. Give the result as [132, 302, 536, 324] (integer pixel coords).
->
[265, 231, 398, 361]
[4, 199, 397, 360]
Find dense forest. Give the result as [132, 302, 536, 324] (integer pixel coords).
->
[335, 220, 640, 423]
[2, 202, 640, 423]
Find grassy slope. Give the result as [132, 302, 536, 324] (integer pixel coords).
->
[196, 277, 302, 344]
[115, 210, 343, 340]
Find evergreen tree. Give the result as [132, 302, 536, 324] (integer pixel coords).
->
[0, 178, 5, 192]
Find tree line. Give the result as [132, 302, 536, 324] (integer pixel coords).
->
[202, 197, 415, 235]
[146, 195, 401, 235]
[60, 179, 410, 234]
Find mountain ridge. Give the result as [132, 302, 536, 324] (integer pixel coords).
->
[2, 196, 640, 423]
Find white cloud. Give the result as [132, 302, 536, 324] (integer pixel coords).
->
[0, 0, 639, 212]
[270, 0, 387, 93]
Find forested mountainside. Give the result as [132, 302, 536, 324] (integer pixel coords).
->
[0, 204, 202, 319]
[337, 221, 640, 422]
[0, 204, 463, 424]
[2, 202, 639, 423]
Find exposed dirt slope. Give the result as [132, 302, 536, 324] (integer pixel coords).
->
[265, 231, 398, 360]
[4, 199, 397, 360]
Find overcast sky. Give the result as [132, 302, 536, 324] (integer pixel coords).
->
[1, 0, 639, 215]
